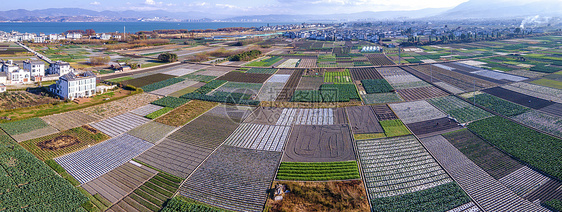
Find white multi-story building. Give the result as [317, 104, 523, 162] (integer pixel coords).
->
[101, 33, 111, 40]
[1, 60, 19, 73]
[66, 33, 82, 40]
[33, 36, 46, 43]
[23, 60, 45, 77]
[9, 69, 30, 83]
[49, 61, 73, 76]
[51, 71, 96, 100]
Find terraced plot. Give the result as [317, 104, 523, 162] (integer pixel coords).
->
[127, 121, 177, 144]
[427, 96, 493, 123]
[41, 111, 100, 131]
[179, 146, 282, 212]
[224, 123, 290, 152]
[129, 104, 164, 117]
[356, 135, 452, 199]
[55, 133, 154, 184]
[91, 113, 150, 137]
[395, 86, 448, 101]
[82, 161, 158, 204]
[389, 101, 447, 124]
[275, 108, 348, 125]
[420, 135, 549, 212]
[283, 125, 354, 162]
[347, 106, 383, 134]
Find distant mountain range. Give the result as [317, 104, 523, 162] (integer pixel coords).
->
[0, 0, 560, 23]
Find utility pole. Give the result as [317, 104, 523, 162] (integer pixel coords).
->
[123, 26, 126, 41]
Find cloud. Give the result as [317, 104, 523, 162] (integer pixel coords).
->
[145, 0, 156, 5]
[90, 1, 101, 5]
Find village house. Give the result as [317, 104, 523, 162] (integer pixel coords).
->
[48, 60, 74, 76]
[50, 71, 96, 100]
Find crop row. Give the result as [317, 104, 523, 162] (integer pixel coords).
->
[146, 107, 174, 119]
[155, 100, 218, 127]
[361, 79, 394, 94]
[380, 120, 410, 137]
[276, 161, 360, 181]
[468, 116, 562, 180]
[467, 93, 529, 117]
[0, 118, 51, 136]
[245, 56, 282, 67]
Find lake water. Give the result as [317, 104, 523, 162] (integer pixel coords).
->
[0, 22, 298, 35]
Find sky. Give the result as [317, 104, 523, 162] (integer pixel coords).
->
[2, 0, 471, 15]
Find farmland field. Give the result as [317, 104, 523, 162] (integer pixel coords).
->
[55, 133, 154, 184]
[361, 79, 394, 94]
[245, 56, 282, 67]
[427, 96, 493, 123]
[297, 58, 317, 68]
[410, 65, 497, 91]
[141, 77, 185, 93]
[379, 119, 411, 137]
[256, 74, 290, 101]
[362, 92, 403, 104]
[502, 82, 562, 104]
[371, 104, 398, 120]
[324, 70, 353, 83]
[151, 96, 189, 108]
[0, 91, 60, 110]
[395, 86, 448, 101]
[350, 67, 384, 80]
[91, 112, 150, 137]
[276, 69, 303, 101]
[406, 117, 463, 138]
[356, 135, 453, 199]
[155, 100, 218, 127]
[483, 87, 555, 110]
[467, 93, 529, 117]
[296, 77, 324, 90]
[128, 121, 177, 144]
[347, 106, 383, 134]
[442, 129, 523, 179]
[216, 71, 271, 83]
[21, 126, 109, 161]
[212, 81, 262, 95]
[283, 125, 354, 162]
[265, 180, 369, 211]
[0, 118, 51, 136]
[276, 161, 360, 181]
[0, 134, 89, 211]
[149, 80, 198, 96]
[178, 146, 282, 212]
[80, 93, 160, 120]
[123, 73, 176, 88]
[224, 123, 290, 152]
[468, 116, 562, 180]
[277, 58, 301, 68]
[389, 100, 447, 124]
[366, 54, 394, 66]
[246, 68, 278, 74]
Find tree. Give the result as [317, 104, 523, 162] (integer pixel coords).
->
[158, 53, 178, 63]
[89, 56, 111, 65]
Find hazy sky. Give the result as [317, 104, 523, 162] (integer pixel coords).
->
[3, 0, 470, 15]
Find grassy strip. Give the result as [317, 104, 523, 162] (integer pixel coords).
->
[45, 159, 81, 186]
[106, 76, 133, 83]
[145, 107, 174, 119]
[380, 119, 410, 137]
[77, 188, 105, 212]
[353, 133, 386, 140]
[277, 161, 360, 181]
[468, 116, 562, 180]
[130, 193, 160, 211]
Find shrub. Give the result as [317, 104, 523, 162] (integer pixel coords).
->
[158, 52, 178, 62]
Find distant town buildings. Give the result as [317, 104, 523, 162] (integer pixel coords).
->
[51, 71, 96, 100]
